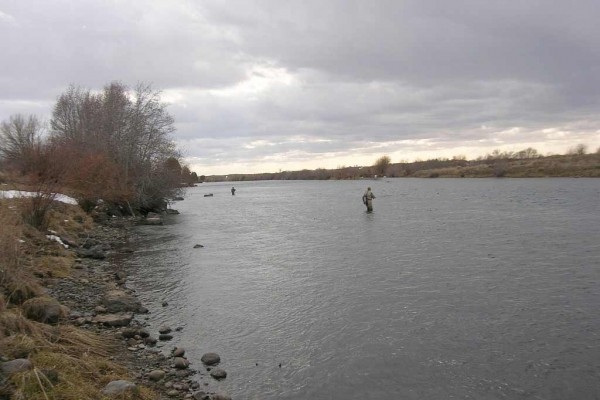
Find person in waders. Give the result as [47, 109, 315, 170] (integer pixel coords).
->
[231, 187, 236, 195]
[362, 187, 375, 212]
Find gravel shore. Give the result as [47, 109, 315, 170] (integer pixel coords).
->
[47, 217, 231, 400]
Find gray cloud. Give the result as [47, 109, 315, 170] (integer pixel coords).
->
[1, 0, 599, 174]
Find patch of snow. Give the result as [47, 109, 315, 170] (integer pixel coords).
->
[0, 190, 78, 205]
[46, 234, 69, 249]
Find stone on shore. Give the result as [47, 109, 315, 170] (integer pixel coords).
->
[173, 357, 190, 369]
[92, 313, 133, 327]
[76, 245, 106, 259]
[212, 393, 232, 400]
[210, 368, 227, 380]
[172, 347, 185, 357]
[140, 212, 163, 225]
[192, 391, 210, 400]
[22, 297, 69, 324]
[102, 290, 143, 313]
[159, 334, 173, 341]
[148, 369, 166, 381]
[200, 352, 220, 366]
[102, 380, 137, 396]
[159, 325, 172, 334]
[1, 359, 33, 375]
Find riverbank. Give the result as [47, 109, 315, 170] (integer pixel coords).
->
[0, 200, 232, 399]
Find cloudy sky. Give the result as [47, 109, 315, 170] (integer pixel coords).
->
[1, 0, 599, 175]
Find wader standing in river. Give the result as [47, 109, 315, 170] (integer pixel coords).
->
[363, 187, 375, 212]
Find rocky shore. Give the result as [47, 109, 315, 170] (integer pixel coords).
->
[44, 216, 232, 400]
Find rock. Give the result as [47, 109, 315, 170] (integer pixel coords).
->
[172, 347, 185, 357]
[22, 297, 69, 324]
[159, 334, 173, 341]
[121, 328, 139, 339]
[138, 329, 150, 338]
[144, 336, 158, 345]
[167, 389, 179, 397]
[200, 353, 220, 366]
[114, 271, 127, 281]
[165, 209, 180, 215]
[1, 359, 33, 375]
[193, 391, 210, 400]
[76, 245, 106, 259]
[92, 313, 133, 327]
[173, 382, 189, 391]
[173, 357, 190, 369]
[212, 393, 232, 400]
[210, 368, 227, 380]
[41, 368, 59, 384]
[175, 326, 183, 332]
[193, 244, 204, 248]
[148, 369, 166, 381]
[162, 301, 169, 307]
[95, 305, 107, 314]
[102, 290, 143, 313]
[140, 213, 163, 225]
[159, 325, 172, 334]
[101, 380, 137, 396]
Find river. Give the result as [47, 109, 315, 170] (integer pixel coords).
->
[126, 178, 600, 399]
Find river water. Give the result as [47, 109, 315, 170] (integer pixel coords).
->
[126, 178, 600, 399]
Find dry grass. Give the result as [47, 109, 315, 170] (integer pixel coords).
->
[0, 308, 158, 399]
[1, 199, 160, 400]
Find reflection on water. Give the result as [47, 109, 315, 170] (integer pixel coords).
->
[126, 178, 600, 399]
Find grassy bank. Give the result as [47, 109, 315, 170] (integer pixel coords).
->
[0, 199, 158, 400]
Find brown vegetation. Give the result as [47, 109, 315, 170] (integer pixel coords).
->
[0, 200, 158, 399]
[206, 150, 600, 181]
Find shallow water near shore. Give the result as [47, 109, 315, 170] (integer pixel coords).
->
[126, 178, 600, 399]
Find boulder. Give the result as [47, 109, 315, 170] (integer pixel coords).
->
[92, 313, 133, 327]
[209, 368, 227, 380]
[102, 380, 137, 396]
[140, 213, 163, 225]
[200, 353, 220, 366]
[144, 336, 158, 345]
[76, 245, 106, 259]
[173, 357, 190, 369]
[1, 359, 32, 375]
[193, 391, 210, 400]
[148, 369, 165, 382]
[159, 334, 173, 341]
[22, 297, 69, 324]
[159, 325, 172, 334]
[172, 347, 185, 357]
[212, 393, 232, 400]
[102, 290, 142, 313]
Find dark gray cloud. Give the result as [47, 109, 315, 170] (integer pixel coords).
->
[1, 0, 599, 174]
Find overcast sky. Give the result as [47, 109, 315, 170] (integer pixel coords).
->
[1, 0, 599, 174]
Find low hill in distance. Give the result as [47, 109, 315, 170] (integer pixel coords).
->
[205, 153, 600, 182]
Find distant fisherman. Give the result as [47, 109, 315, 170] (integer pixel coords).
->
[362, 187, 375, 212]
[231, 186, 236, 196]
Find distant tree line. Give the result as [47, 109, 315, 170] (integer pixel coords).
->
[0, 81, 193, 226]
[207, 145, 598, 182]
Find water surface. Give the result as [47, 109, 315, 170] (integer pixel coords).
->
[127, 178, 600, 399]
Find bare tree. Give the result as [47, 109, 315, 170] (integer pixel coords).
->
[373, 155, 391, 176]
[0, 114, 44, 172]
[49, 81, 180, 213]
